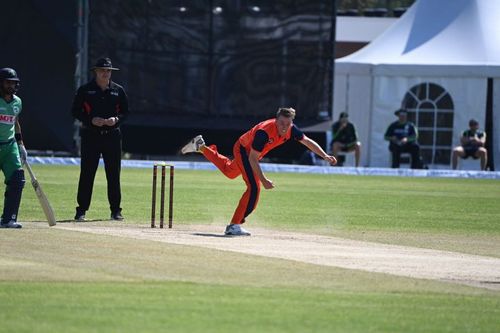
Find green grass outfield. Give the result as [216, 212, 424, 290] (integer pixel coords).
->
[0, 165, 499, 332]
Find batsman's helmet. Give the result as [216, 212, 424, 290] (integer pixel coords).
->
[0, 68, 20, 82]
[0, 68, 21, 94]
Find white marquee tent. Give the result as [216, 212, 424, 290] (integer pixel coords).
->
[334, 0, 500, 168]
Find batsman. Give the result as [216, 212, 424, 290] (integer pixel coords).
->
[0, 68, 27, 229]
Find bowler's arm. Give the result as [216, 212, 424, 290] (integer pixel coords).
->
[299, 135, 337, 165]
[248, 149, 275, 189]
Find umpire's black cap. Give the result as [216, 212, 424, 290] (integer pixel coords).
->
[92, 57, 119, 71]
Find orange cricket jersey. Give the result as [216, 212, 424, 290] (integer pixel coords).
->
[238, 118, 294, 159]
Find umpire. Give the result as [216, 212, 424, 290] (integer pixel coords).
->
[72, 57, 129, 221]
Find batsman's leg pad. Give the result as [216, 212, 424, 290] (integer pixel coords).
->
[2, 169, 25, 223]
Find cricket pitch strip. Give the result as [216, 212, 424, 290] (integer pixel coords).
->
[57, 223, 500, 290]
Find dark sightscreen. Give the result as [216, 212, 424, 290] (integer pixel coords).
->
[2, 0, 77, 152]
[89, 0, 335, 122]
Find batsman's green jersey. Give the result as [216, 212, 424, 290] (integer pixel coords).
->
[0, 95, 21, 141]
[0, 95, 22, 181]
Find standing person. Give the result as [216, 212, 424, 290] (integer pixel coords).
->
[72, 58, 129, 221]
[181, 107, 337, 236]
[384, 109, 424, 169]
[330, 112, 361, 167]
[451, 119, 487, 170]
[0, 68, 27, 228]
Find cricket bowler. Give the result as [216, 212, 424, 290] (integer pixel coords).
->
[182, 107, 336, 236]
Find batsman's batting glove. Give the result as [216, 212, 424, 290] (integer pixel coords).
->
[18, 144, 28, 164]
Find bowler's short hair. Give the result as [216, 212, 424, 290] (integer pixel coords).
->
[276, 107, 296, 119]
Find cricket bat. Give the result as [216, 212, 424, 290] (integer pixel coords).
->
[24, 161, 57, 226]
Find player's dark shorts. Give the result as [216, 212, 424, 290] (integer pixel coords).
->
[462, 146, 479, 159]
[331, 140, 358, 152]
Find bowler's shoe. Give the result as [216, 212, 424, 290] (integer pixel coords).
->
[224, 224, 251, 236]
[181, 135, 205, 154]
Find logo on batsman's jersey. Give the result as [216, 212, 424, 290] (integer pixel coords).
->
[0, 114, 16, 125]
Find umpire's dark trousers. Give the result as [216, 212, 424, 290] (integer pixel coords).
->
[77, 128, 122, 213]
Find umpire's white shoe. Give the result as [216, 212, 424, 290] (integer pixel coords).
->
[224, 224, 251, 236]
[181, 135, 205, 154]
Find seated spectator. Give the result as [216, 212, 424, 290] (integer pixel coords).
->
[384, 109, 424, 169]
[330, 112, 361, 167]
[452, 119, 487, 170]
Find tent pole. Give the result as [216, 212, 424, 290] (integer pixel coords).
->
[328, 0, 337, 119]
[485, 78, 494, 171]
[73, 0, 89, 156]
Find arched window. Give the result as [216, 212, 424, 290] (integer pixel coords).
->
[401, 83, 454, 165]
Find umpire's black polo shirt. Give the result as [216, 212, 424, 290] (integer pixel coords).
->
[72, 79, 129, 131]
